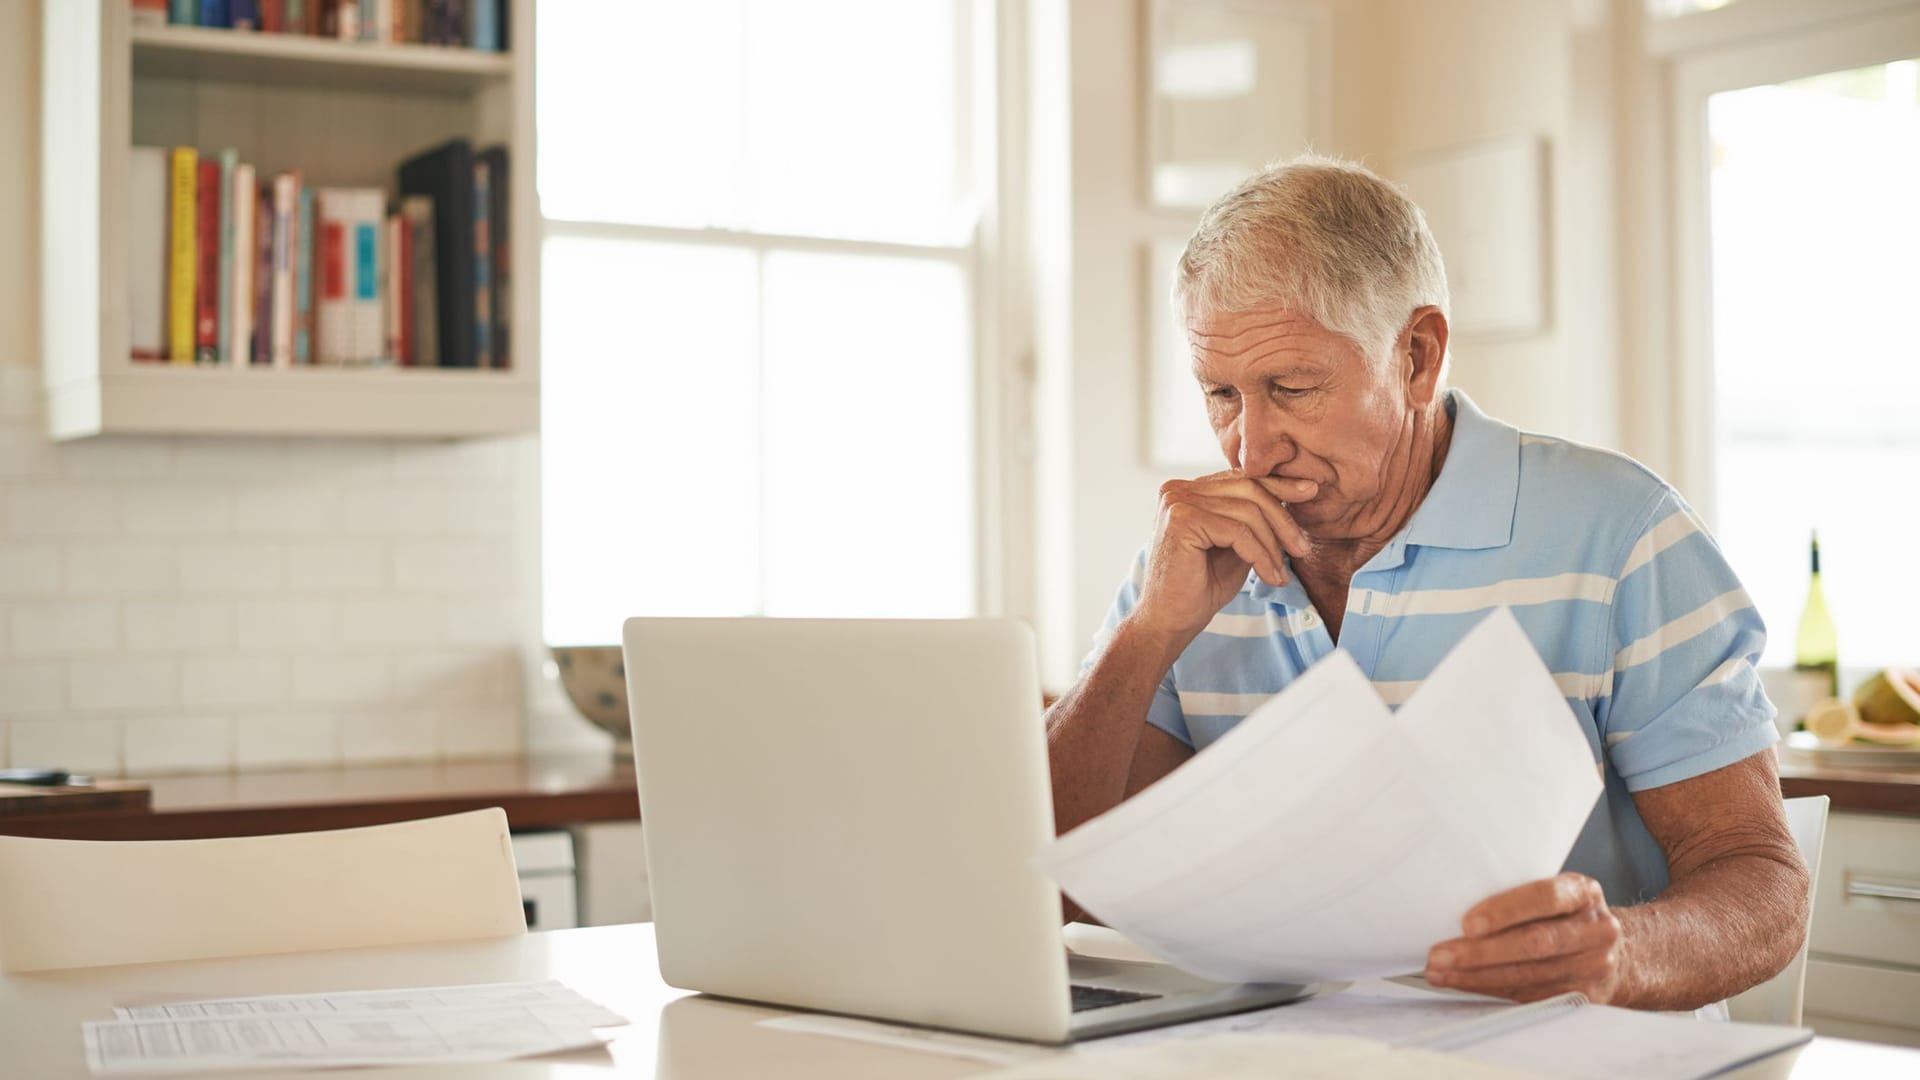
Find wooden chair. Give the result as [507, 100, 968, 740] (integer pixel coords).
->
[0, 808, 526, 973]
[1728, 795, 1830, 1027]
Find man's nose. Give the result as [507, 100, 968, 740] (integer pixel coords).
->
[1236, 401, 1297, 477]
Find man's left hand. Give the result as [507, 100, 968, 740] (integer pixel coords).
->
[1423, 873, 1625, 1004]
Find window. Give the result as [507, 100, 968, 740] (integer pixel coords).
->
[536, 1, 984, 645]
[1705, 60, 1920, 673]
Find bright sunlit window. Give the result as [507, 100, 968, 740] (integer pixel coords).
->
[1708, 60, 1920, 674]
[537, 1, 983, 645]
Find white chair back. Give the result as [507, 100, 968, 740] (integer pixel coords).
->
[0, 808, 526, 973]
[1727, 794, 1829, 1026]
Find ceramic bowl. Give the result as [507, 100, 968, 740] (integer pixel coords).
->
[549, 645, 631, 757]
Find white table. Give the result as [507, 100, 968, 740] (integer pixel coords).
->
[3, 924, 1916, 1079]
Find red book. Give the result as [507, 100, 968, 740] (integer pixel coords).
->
[194, 158, 220, 365]
[262, 0, 285, 33]
[397, 215, 413, 365]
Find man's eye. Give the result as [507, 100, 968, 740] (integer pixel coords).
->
[1207, 387, 1237, 400]
[1275, 385, 1315, 397]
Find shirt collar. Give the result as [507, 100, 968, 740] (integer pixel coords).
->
[1244, 388, 1519, 604]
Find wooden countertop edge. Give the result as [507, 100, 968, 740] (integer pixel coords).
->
[1780, 774, 1920, 818]
[0, 788, 640, 841]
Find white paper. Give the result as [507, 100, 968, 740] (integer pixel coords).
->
[1041, 608, 1603, 984]
[1450, 1005, 1813, 1080]
[85, 981, 627, 1076]
[977, 1035, 1558, 1080]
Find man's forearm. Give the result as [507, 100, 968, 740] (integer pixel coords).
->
[1613, 847, 1809, 1010]
[1044, 620, 1188, 837]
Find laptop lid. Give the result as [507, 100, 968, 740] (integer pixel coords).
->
[622, 617, 1074, 1043]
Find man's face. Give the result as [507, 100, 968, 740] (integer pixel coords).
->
[1188, 304, 1417, 540]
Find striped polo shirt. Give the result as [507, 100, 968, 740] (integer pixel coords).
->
[1086, 389, 1778, 907]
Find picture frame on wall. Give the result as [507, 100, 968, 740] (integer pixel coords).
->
[1144, 0, 1331, 211]
[1397, 134, 1551, 339]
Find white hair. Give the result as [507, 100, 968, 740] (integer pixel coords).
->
[1172, 154, 1451, 363]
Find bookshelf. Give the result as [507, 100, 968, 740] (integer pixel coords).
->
[40, 1, 539, 441]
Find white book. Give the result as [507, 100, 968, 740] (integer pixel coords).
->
[351, 189, 386, 365]
[314, 188, 355, 367]
[270, 174, 297, 369]
[228, 165, 256, 369]
[127, 147, 167, 361]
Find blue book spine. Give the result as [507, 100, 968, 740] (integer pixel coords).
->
[227, 0, 257, 30]
[295, 187, 314, 365]
[200, 0, 230, 28]
[472, 0, 498, 50]
[216, 150, 237, 367]
[471, 161, 490, 366]
[170, 0, 195, 24]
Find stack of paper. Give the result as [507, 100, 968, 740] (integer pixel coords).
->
[1040, 608, 1604, 984]
[83, 980, 625, 1075]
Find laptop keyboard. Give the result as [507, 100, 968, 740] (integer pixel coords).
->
[1070, 984, 1163, 1013]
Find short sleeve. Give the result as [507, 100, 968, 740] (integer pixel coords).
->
[1600, 491, 1779, 791]
[1082, 549, 1192, 747]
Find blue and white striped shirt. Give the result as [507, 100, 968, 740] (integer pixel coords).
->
[1086, 389, 1778, 906]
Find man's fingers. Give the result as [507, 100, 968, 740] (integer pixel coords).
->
[1428, 908, 1620, 970]
[1183, 495, 1290, 583]
[1252, 475, 1320, 503]
[1424, 947, 1618, 1001]
[1460, 873, 1606, 937]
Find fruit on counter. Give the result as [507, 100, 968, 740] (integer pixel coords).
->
[1805, 667, 1920, 746]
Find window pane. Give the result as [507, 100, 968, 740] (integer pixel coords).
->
[538, 1, 750, 228]
[541, 238, 760, 644]
[536, 0, 969, 243]
[745, 0, 968, 243]
[1707, 61, 1920, 673]
[761, 252, 974, 617]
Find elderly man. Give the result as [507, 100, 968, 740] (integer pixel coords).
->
[1046, 155, 1807, 1011]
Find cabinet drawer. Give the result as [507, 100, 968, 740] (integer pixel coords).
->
[1804, 957, 1920, 1038]
[1808, 812, 1920, 969]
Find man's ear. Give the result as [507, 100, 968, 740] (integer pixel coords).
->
[1403, 306, 1449, 406]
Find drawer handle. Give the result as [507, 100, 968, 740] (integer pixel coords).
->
[1847, 879, 1920, 903]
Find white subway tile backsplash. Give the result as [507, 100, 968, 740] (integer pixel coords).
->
[232, 484, 344, 535]
[179, 542, 285, 593]
[343, 487, 447, 536]
[172, 438, 292, 479]
[440, 703, 525, 759]
[340, 708, 438, 765]
[0, 427, 60, 479]
[69, 659, 178, 711]
[394, 649, 511, 704]
[124, 714, 234, 774]
[125, 600, 234, 652]
[9, 600, 119, 656]
[290, 653, 392, 705]
[0, 542, 61, 595]
[59, 437, 176, 480]
[124, 485, 233, 536]
[235, 711, 340, 770]
[9, 715, 123, 776]
[392, 541, 510, 592]
[338, 596, 443, 649]
[8, 484, 118, 537]
[0, 421, 530, 772]
[181, 656, 289, 708]
[0, 660, 66, 713]
[233, 598, 339, 651]
[283, 540, 386, 593]
[66, 541, 176, 595]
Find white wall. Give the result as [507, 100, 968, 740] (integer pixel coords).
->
[0, 2, 550, 774]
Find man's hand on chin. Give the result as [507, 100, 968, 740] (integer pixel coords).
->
[1423, 873, 1626, 1005]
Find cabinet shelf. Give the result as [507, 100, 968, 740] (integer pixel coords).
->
[131, 23, 512, 95]
[47, 366, 539, 440]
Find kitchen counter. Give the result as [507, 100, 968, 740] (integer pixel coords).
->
[1777, 751, 1920, 818]
[0, 755, 639, 840]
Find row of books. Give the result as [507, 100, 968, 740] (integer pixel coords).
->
[129, 139, 510, 371]
[130, 0, 505, 50]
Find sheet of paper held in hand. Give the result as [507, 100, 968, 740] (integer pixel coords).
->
[83, 980, 626, 1075]
[1039, 607, 1603, 985]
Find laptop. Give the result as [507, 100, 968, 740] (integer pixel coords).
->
[621, 617, 1312, 1043]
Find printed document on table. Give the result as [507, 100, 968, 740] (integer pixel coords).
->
[1040, 607, 1603, 984]
[85, 981, 628, 1075]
